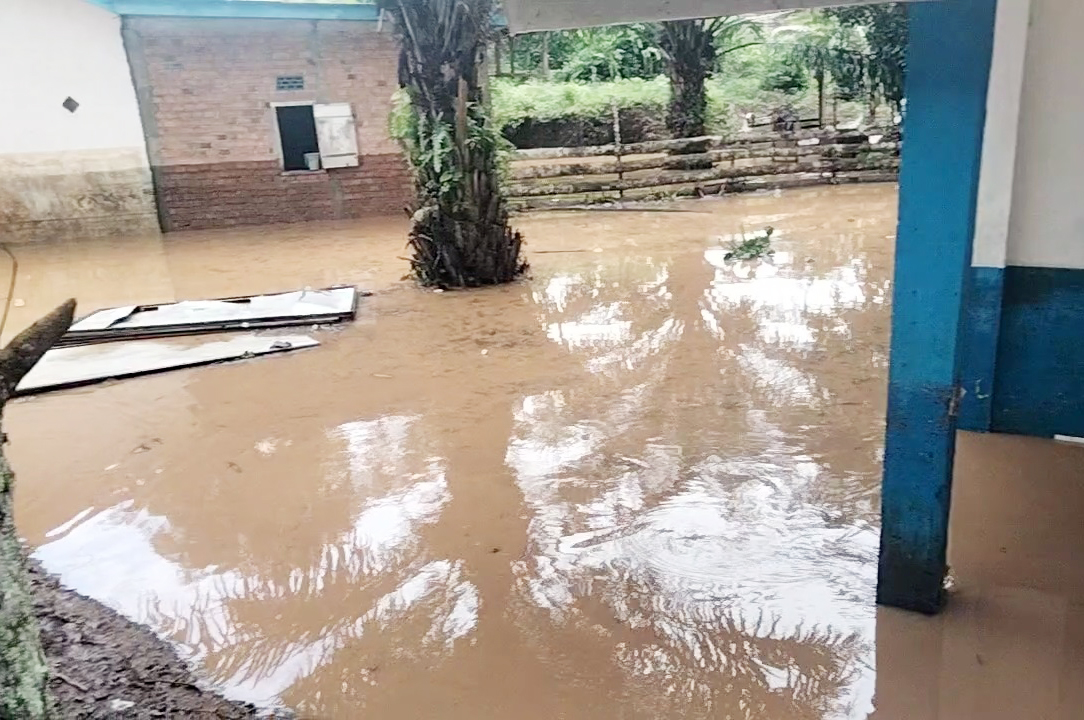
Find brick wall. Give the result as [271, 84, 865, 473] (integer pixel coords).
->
[123, 17, 413, 231]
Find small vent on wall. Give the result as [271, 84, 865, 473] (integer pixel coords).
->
[276, 75, 305, 91]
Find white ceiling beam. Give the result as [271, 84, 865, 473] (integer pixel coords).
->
[505, 0, 932, 34]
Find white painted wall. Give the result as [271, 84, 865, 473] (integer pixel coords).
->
[0, 0, 147, 154]
[972, 0, 1031, 270]
[1005, 0, 1084, 269]
[0, 0, 157, 238]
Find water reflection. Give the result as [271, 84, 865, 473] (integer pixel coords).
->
[35, 414, 475, 707]
[508, 391, 878, 718]
[506, 216, 891, 717]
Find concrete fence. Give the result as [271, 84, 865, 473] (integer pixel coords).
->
[506, 127, 900, 209]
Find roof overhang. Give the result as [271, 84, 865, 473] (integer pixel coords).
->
[86, 0, 381, 21]
[504, 0, 931, 33]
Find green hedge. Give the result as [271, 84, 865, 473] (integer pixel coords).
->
[491, 77, 670, 128]
[491, 76, 826, 137]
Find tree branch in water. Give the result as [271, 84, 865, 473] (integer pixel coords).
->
[0, 299, 76, 404]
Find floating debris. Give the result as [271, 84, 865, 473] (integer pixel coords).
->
[61, 286, 357, 346]
[17, 335, 318, 396]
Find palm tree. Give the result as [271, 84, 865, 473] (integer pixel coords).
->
[774, 17, 865, 128]
[380, 0, 527, 288]
[659, 17, 761, 139]
[827, 4, 907, 116]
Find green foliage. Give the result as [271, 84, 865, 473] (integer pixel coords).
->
[724, 227, 775, 261]
[761, 59, 807, 94]
[506, 17, 762, 85]
[391, 88, 514, 198]
[484, 7, 902, 138]
[491, 77, 670, 129]
[659, 17, 761, 138]
[826, 3, 907, 109]
[509, 25, 662, 81]
[761, 9, 904, 121]
[490, 72, 840, 138]
[775, 17, 859, 84]
[560, 26, 664, 82]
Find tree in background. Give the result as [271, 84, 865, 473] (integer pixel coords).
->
[826, 3, 907, 114]
[760, 57, 808, 96]
[481, 7, 903, 140]
[558, 25, 663, 81]
[381, 0, 527, 288]
[778, 17, 865, 127]
[659, 17, 760, 138]
[509, 25, 662, 82]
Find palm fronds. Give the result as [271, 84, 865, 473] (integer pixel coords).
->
[659, 17, 762, 139]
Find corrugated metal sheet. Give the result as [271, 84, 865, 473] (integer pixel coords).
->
[18, 335, 319, 396]
[62, 286, 357, 345]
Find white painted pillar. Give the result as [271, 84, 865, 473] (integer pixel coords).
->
[973, 0, 1031, 271]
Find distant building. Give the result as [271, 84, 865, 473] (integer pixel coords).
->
[0, 0, 413, 237]
[116, 0, 412, 231]
[0, 0, 158, 240]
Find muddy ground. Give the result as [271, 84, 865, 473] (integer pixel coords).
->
[29, 559, 270, 719]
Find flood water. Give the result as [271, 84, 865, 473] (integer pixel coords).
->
[6, 184, 1084, 719]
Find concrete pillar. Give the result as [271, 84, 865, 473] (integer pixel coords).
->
[878, 0, 998, 614]
[960, 0, 1032, 431]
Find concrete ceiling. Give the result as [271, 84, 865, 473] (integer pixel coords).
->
[504, 0, 930, 33]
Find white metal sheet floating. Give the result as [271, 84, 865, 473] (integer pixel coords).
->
[17, 335, 319, 396]
[61, 286, 358, 346]
[503, 0, 931, 33]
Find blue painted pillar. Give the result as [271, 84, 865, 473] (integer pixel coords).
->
[959, 267, 1005, 430]
[878, 0, 998, 614]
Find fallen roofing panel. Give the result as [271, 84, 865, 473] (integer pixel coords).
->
[17, 335, 319, 396]
[60, 286, 357, 346]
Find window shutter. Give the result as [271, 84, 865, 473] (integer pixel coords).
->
[313, 103, 360, 169]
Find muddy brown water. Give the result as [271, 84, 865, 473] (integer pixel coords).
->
[6, 185, 1083, 719]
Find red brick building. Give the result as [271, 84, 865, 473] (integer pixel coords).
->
[118, 2, 412, 231]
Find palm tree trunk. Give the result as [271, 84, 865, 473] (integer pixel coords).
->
[381, 0, 527, 288]
[816, 69, 826, 128]
[668, 64, 708, 138]
[661, 20, 713, 140]
[541, 32, 551, 79]
[0, 300, 76, 720]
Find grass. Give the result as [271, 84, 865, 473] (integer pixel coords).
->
[491, 77, 671, 128]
